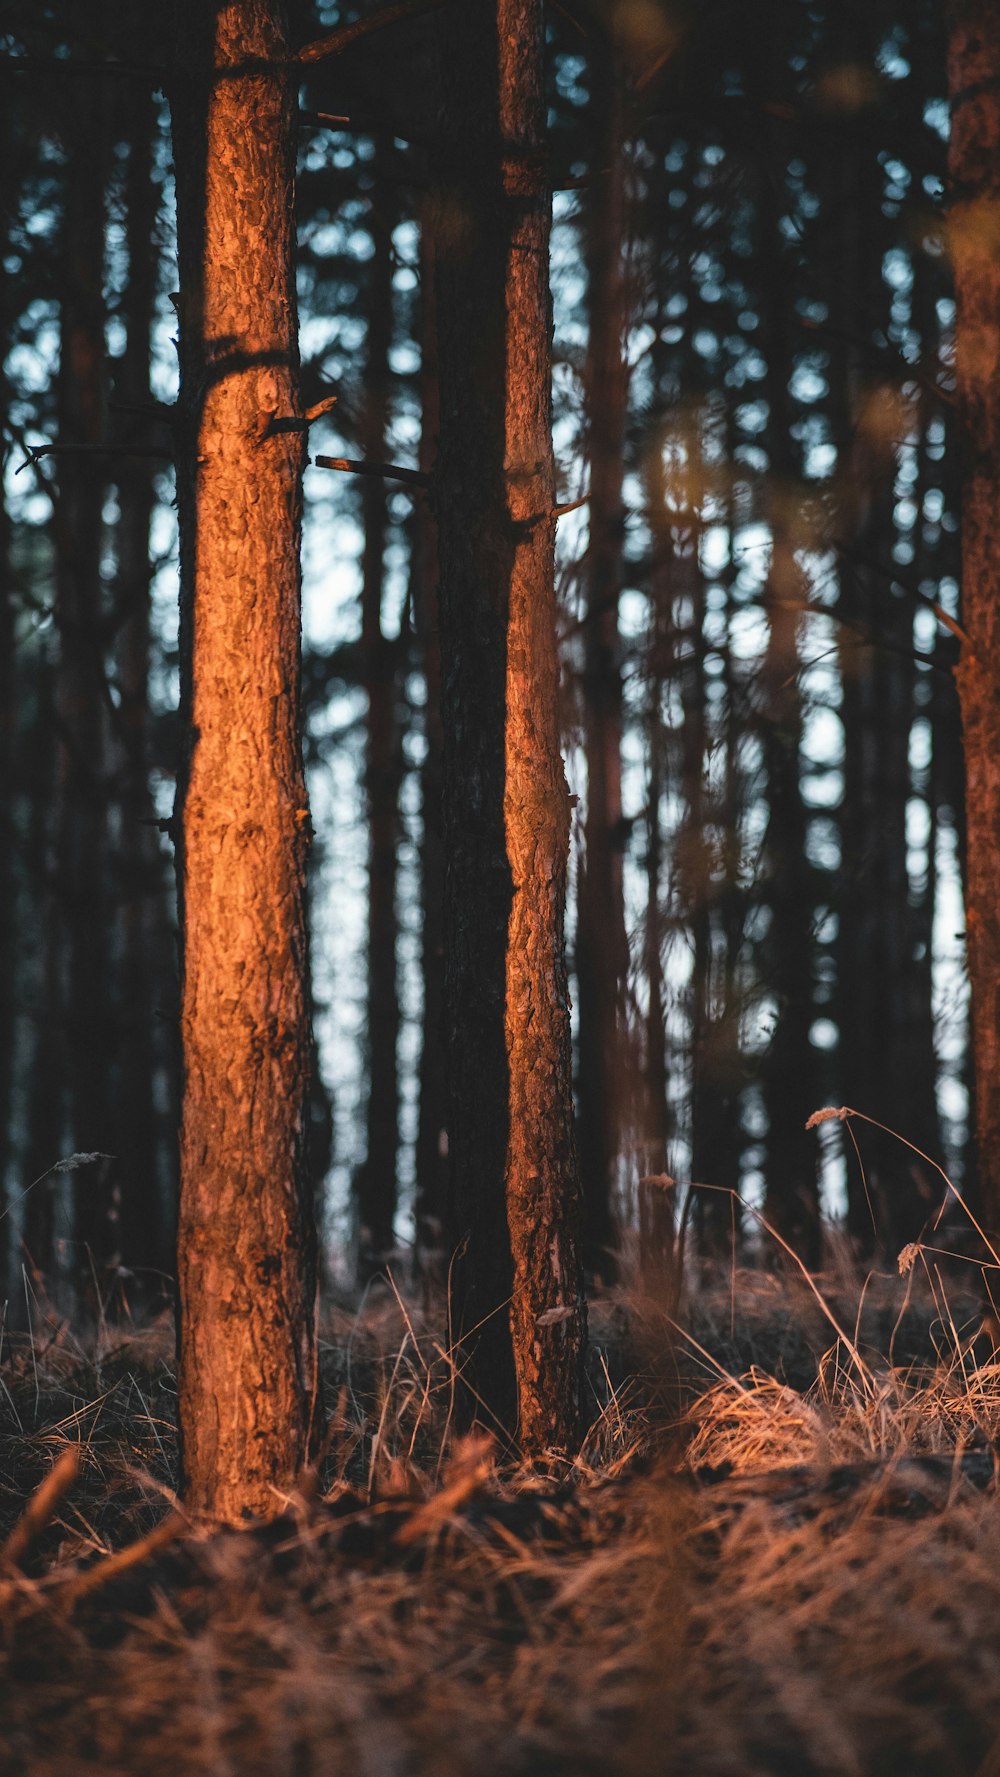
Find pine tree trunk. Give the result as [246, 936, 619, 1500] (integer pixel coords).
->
[171, 0, 317, 1521]
[0, 224, 13, 1295]
[54, 79, 116, 1279]
[575, 57, 629, 1283]
[114, 83, 169, 1290]
[23, 659, 62, 1287]
[356, 157, 402, 1280]
[412, 221, 449, 1269]
[435, 0, 585, 1451]
[758, 171, 819, 1264]
[948, 0, 1000, 1241]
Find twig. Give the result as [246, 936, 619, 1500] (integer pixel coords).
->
[298, 0, 449, 64]
[553, 490, 591, 518]
[315, 455, 429, 489]
[1, 1447, 80, 1571]
[833, 536, 970, 647]
[299, 109, 351, 128]
[58, 1512, 187, 1611]
[16, 443, 172, 476]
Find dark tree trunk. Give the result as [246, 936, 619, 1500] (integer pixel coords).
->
[356, 156, 403, 1281]
[113, 83, 170, 1290]
[23, 655, 62, 1289]
[0, 200, 14, 1295]
[575, 55, 630, 1284]
[435, 0, 585, 1451]
[758, 169, 820, 1264]
[638, 448, 674, 1277]
[412, 220, 449, 1271]
[948, 0, 1000, 1244]
[54, 79, 116, 1279]
[171, 0, 317, 1521]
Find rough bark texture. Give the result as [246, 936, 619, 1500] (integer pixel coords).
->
[172, 0, 317, 1521]
[435, 0, 585, 1451]
[356, 155, 402, 1280]
[949, 1, 1000, 1240]
[575, 56, 630, 1283]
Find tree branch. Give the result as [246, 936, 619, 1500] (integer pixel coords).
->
[315, 455, 429, 490]
[298, 0, 449, 64]
[552, 490, 591, 518]
[16, 442, 173, 475]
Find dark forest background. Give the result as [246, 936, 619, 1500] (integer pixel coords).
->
[0, 0, 965, 1306]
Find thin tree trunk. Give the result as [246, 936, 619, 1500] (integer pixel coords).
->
[54, 78, 116, 1280]
[758, 163, 819, 1264]
[412, 219, 449, 1270]
[0, 238, 14, 1296]
[435, 0, 586, 1451]
[575, 55, 629, 1283]
[23, 657, 62, 1288]
[639, 450, 674, 1277]
[356, 157, 402, 1281]
[948, 1, 1000, 1242]
[114, 83, 168, 1290]
[171, 0, 317, 1521]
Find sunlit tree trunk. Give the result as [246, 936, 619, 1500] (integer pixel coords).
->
[356, 154, 402, 1282]
[171, 0, 317, 1520]
[575, 54, 629, 1283]
[949, 0, 1000, 1241]
[435, 0, 585, 1450]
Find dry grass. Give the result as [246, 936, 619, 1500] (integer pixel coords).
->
[3, 1257, 1000, 1774]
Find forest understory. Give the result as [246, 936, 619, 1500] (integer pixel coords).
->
[3, 1256, 1000, 1777]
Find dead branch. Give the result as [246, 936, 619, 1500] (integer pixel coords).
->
[298, 0, 449, 64]
[1, 1446, 80, 1571]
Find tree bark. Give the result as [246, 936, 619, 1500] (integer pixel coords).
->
[435, 0, 585, 1451]
[171, 0, 317, 1521]
[949, 1, 1000, 1242]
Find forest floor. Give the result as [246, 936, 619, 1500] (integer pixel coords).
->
[3, 1251, 1000, 1776]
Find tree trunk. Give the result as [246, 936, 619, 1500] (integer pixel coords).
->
[114, 82, 170, 1291]
[949, 1, 1000, 1242]
[435, 0, 585, 1451]
[356, 155, 402, 1281]
[412, 219, 449, 1271]
[758, 161, 820, 1264]
[639, 446, 674, 1278]
[171, 0, 317, 1521]
[575, 55, 630, 1284]
[54, 78, 116, 1280]
[23, 657, 62, 1289]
